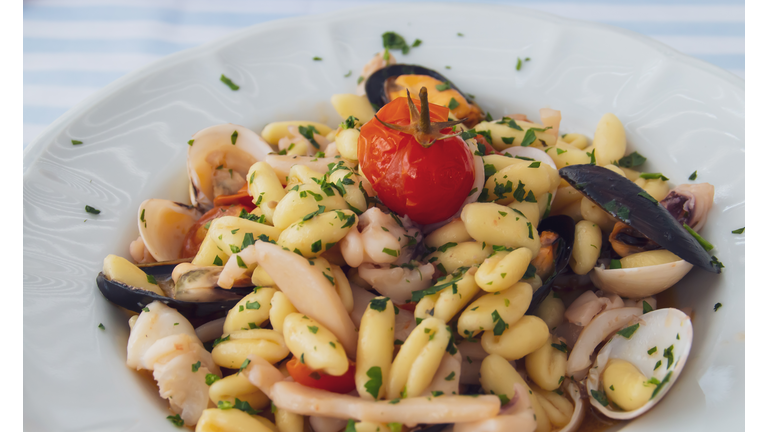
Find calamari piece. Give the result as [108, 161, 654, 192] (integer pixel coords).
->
[421, 350, 462, 397]
[153, 349, 214, 426]
[349, 283, 416, 342]
[660, 183, 715, 232]
[310, 416, 349, 432]
[566, 307, 643, 380]
[218, 242, 358, 358]
[564, 290, 624, 326]
[129, 235, 156, 264]
[357, 262, 435, 305]
[341, 207, 423, 267]
[540, 108, 561, 139]
[126, 301, 198, 370]
[244, 354, 286, 398]
[357, 51, 397, 96]
[139, 333, 218, 374]
[269, 381, 500, 425]
[453, 383, 537, 432]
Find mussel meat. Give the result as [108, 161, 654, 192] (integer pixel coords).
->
[527, 215, 575, 313]
[558, 165, 720, 273]
[364, 64, 484, 127]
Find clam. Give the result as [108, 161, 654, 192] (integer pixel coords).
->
[364, 64, 484, 126]
[97, 255, 251, 320]
[188, 123, 273, 210]
[136, 199, 202, 262]
[559, 165, 719, 273]
[527, 215, 575, 312]
[586, 308, 693, 420]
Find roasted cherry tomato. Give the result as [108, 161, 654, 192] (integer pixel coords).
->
[213, 184, 256, 211]
[358, 88, 476, 224]
[285, 356, 356, 394]
[180, 204, 249, 258]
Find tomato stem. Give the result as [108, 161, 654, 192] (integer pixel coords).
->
[418, 87, 431, 133]
[374, 87, 468, 149]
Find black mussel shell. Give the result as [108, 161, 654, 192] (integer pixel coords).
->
[559, 165, 719, 273]
[365, 64, 477, 110]
[527, 215, 575, 313]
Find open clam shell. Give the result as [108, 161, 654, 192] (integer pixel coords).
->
[188, 123, 273, 210]
[137, 199, 201, 262]
[590, 260, 694, 298]
[527, 215, 575, 312]
[586, 308, 693, 420]
[559, 165, 719, 273]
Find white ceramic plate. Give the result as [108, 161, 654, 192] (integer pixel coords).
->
[23, 4, 744, 431]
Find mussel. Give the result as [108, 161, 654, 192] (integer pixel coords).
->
[559, 165, 720, 273]
[527, 215, 575, 313]
[97, 256, 252, 321]
[364, 64, 484, 126]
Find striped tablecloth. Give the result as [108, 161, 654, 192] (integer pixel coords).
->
[23, 0, 745, 148]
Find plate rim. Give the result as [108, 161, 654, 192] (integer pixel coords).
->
[22, 2, 744, 174]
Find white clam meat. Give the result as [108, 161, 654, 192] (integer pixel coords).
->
[188, 123, 273, 209]
[590, 260, 693, 299]
[586, 308, 693, 420]
[136, 199, 201, 262]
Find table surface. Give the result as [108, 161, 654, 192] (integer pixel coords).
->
[23, 0, 745, 148]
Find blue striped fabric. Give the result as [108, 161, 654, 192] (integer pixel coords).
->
[23, 0, 745, 148]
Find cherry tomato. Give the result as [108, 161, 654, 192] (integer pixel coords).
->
[180, 204, 249, 258]
[358, 96, 476, 224]
[213, 184, 256, 211]
[395, 302, 417, 313]
[285, 356, 356, 394]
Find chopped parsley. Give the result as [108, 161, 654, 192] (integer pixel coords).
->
[167, 414, 184, 427]
[369, 297, 390, 312]
[638, 190, 658, 204]
[609, 259, 622, 269]
[445, 371, 456, 381]
[617, 323, 640, 339]
[590, 389, 609, 407]
[714, 302, 723, 312]
[382, 31, 414, 54]
[437, 242, 458, 252]
[187, 139, 194, 146]
[616, 151, 646, 168]
[492, 310, 507, 336]
[436, 82, 451, 91]
[213, 255, 223, 266]
[220, 74, 239, 91]
[71, 139, 83, 145]
[205, 374, 220, 385]
[298, 125, 322, 149]
[312, 56, 322, 61]
[212, 335, 230, 348]
[520, 128, 537, 147]
[142, 306, 150, 312]
[365, 366, 383, 398]
[382, 248, 399, 257]
[230, 130, 238, 145]
[146, 274, 157, 285]
[643, 300, 653, 314]
[97, 323, 105, 330]
[448, 98, 460, 110]
[650, 371, 673, 399]
[85, 205, 101, 215]
[684, 223, 714, 251]
[688, 171, 698, 180]
[192, 361, 201, 372]
[551, 341, 569, 353]
[732, 227, 745, 234]
[516, 57, 523, 71]
[663, 345, 675, 369]
[648, 346, 657, 355]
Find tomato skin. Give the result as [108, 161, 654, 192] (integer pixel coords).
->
[213, 185, 256, 211]
[180, 204, 249, 258]
[358, 97, 476, 225]
[286, 357, 356, 394]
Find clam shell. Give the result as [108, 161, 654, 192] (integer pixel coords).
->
[137, 199, 201, 262]
[590, 260, 694, 299]
[586, 308, 693, 420]
[188, 123, 273, 209]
